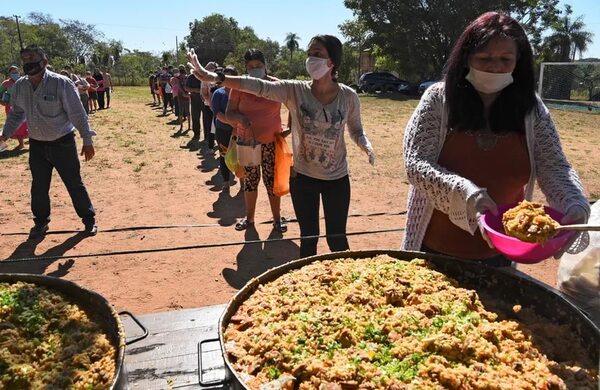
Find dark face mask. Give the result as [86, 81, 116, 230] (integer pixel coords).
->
[23, 61, 43, 76]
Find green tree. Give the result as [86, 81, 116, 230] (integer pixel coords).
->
[284, 33, 300, 62]
[59, 19, 103, 64]
[223, 27, 279, 74]
[543, 4, 594, 61]
[343, 0, 562, 80]
[185, 14, 240, 66]
[339, 18, 372, 82]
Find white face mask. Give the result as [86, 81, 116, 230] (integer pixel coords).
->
[305, 56, 332, 80]
[465, 67, 513, 94]
[247, 68, 266, 79]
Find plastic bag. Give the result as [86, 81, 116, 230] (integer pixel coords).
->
[273, 133, 293, 197]
[224, 135, 239, 173]
[557, 201, 600, 325]
[237, 138, 262, 167]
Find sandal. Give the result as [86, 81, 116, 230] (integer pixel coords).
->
[273, 217, 288, 233]
[235, 218, 254, 231]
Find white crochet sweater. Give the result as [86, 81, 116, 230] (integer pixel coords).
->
[402, 82, 590, 251]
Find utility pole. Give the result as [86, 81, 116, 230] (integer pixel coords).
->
[175, 36, 179, 65]
[14, 15, 24, 50]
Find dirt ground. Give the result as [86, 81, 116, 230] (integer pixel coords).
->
[0, 87, 598, 314]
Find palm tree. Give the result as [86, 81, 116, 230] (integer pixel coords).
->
[544, 5, 593, 61]
[285, 33, 300, 63]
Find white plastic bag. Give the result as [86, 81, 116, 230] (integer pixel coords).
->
[557, 201, 600, 325]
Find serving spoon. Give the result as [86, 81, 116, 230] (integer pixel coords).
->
[554, 223, 600, 232]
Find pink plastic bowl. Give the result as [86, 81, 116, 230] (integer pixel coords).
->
[479, 203, 575, 264]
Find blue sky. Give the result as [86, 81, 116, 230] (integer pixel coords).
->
[6, 0, 600, 58]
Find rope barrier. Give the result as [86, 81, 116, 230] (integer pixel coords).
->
[0, 210, 407, 236]
[0, 228, 405, 265]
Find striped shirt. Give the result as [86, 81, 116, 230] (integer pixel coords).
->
[1, 70, 95, 145]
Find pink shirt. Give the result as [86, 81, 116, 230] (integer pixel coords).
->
[231, 89, 281, 144]
[170, 78, 180, 97]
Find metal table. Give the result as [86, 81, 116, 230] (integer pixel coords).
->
[123, 304, 227, 389]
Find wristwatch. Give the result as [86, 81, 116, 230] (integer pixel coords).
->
[215, 71, 226, 85]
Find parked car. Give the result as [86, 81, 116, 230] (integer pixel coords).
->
[418, 80, 437, 95]
[358, 72, 410, 94]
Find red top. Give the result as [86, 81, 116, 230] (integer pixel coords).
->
[86, 77, 98, 92]
[423, 130, 531, 259]
[230, 89, 282, 144]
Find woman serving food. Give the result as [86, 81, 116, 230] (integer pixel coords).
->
[402, 12, 590, 265]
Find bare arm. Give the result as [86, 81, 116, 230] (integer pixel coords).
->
[224, 90, 249, 134]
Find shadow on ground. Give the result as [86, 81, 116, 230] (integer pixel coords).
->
[221, 226, 299, 289]
[0, 232, 88, 276]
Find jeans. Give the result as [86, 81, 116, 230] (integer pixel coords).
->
[29, 133, 96, 227]
[201, 104, 214, 148]
[215, 125, 233, 182]
[97, 90, 105, 109]
[174, 96, 180, 117]
[80, 94, 89, 114]
[290, 171, 350, 258]
[191, 94, 203, 139]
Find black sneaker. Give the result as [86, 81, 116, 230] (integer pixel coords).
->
[28, 224, 49, 240]
[84, 224, 98, 236]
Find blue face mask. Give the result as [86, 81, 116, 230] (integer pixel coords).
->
[9, 73, 20, 81]
[247, 68, 266, 79]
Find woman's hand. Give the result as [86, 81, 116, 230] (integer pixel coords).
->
[187, 48, 217, 83]
[473, 191, 498, 248]
[239, 115, 252, 130]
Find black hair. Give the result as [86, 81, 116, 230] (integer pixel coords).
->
[224, 65, 238, 76]
[243, 48, 266, 65]
[444, 12, 536, 134]
[308, 35, 343, 82]
[20, 44, 48, 61]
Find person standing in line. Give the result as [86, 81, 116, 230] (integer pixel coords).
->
[149, 71, 158, 105]
[158, 66, 173, 115]
[175, 65, 191, 132]
[225, 49, 286, 233]
[0, 45, 98, 239]
[93, 69, 105, 109]
[200, 61, 218, 149]
[85, 71, 98, 113]
[211, 65, 238, 190]
[101, 67, 113, 108]
[188, 35, 376, 257]
[153, 67, 162, 106]
[0, 66, 28, 150]
[74, 72, 90, 115]
[170, 70, 181, 119]
[185, 61, 204, 143]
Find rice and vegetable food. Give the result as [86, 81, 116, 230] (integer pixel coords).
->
[0, 281, 116, 389]
[224, 255, 598, 389]
[502, 200, 559, 243]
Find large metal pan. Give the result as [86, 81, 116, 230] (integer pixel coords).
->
[0, 273, 148, 390]
[200, 250, 600, 389]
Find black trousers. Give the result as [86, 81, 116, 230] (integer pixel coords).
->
[215, 125, 233, 182]
[105, 88, 111, 107]
[29, 133, 95, 227]
[290, 171, 350, 258]
[97, 90, 105, 109]
[190, 94, 203, 139]
[201, 104, 214, 148]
